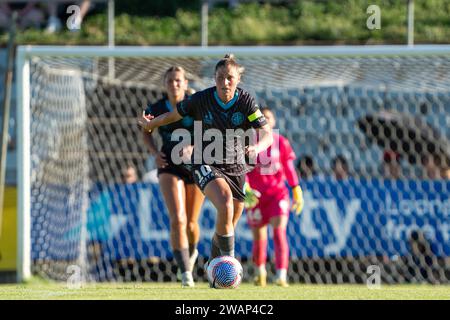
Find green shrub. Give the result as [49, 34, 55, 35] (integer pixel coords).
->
[1, 0, 449, 46]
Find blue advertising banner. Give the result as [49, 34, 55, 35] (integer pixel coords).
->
[292, 179, 449, 258]
[32, 179, 450, 261]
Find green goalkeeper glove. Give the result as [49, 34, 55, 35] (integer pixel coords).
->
[244, 183, 261, 209]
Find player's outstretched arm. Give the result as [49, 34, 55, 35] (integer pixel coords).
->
[138, 110, 183, 133]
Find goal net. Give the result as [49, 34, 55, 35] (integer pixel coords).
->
[17, 46, 450, 284]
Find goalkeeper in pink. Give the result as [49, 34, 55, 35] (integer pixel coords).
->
[245, 108, 304, 287]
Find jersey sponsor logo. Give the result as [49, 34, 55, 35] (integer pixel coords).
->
[231, 112, 245, 126]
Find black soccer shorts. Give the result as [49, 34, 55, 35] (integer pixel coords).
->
[192, 164, 245, 202]
[157, 163, 195, 185]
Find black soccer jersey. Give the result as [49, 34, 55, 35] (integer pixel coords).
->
[176, 87, 267, 176]
[145, 96, 195, 156]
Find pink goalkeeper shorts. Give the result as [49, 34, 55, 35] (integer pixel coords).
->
[246, 192, 290, 228]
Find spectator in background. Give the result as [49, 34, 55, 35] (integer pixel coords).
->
[421, 153, 450, 180]
[443, 168, 450, 179]
[45, 0, 91, 33]
[0, 2, 44, 30]
[121, 164, 138, 184]
[331, 154, 350, 180]
[382, 150, 403, 179]
[296, 155, 317, 180]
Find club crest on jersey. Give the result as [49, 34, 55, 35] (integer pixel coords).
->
[204, 111, 213, 125]
[231, 112, 245, 126]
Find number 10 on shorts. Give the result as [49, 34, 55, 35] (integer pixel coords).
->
[195, 165, 213, 184]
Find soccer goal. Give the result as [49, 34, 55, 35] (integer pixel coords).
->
[17, 45, 450, 284]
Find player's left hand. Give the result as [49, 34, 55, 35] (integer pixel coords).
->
[291, 185, 304, 216]
[138, 110, 155, 132]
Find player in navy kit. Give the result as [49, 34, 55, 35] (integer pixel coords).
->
[138, 55, 273, 274]
[142, 66, 204, 287]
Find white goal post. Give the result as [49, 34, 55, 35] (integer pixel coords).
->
[16, 45, 450, 284]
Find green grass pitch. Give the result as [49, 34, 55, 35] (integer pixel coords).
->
[0, 278, 449, 300]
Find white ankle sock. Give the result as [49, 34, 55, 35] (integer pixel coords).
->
[257, 265, 267, 276]
[276, 269, 287, 281]
[182, 271, 193, 282]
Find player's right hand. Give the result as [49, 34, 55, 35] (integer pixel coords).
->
[138, 110, 155, 132]
[155, 152, 168, 168]
[244, 183, 261, 209]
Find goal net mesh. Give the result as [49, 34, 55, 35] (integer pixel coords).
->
[26, 50, 450, 284]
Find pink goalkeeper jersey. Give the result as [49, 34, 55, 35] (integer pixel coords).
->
[246, 132, 299, 197]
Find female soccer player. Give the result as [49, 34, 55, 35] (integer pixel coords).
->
[142, 66, 205, 287]
[244, 108, 304, 287]
[138, 55, 273, 278]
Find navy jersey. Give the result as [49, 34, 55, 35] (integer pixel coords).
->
[176, 87, 267, 176]
[145, 96, 195, 156]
